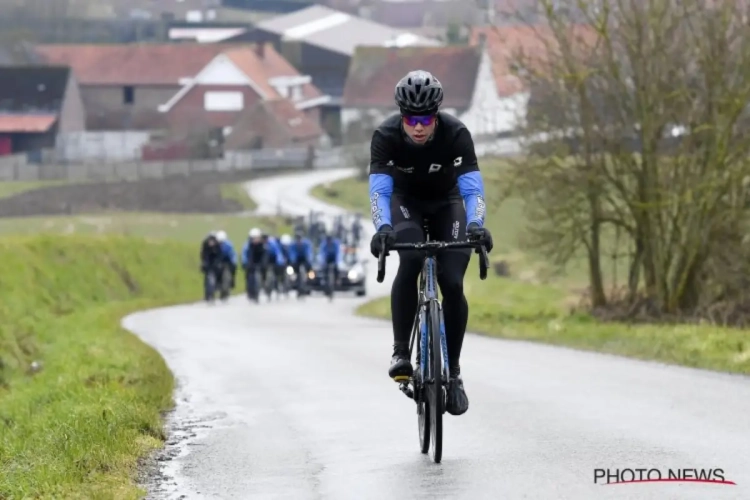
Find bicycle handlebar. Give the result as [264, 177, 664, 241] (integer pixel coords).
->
[376, 237, 490, 283]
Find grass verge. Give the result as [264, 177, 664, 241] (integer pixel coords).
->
[219, 182, 257, 211]
[0, 235, 203, 498]
[0, 212, 290, 242]
[310, 176, 369, 214]
[314, 172, 750, 374]
[0, 180, 69, 199]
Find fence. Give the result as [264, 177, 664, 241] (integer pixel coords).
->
[0, 145, 362, 182]
[0, 136, 519, 182]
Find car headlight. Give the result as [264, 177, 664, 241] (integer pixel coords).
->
[347, 269, 361, 281]
[286, 266, 294, 275]
[308, 271, 315, 279]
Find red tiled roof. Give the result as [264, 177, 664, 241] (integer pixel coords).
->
[224, 44, 322, 102]
[0, 114, 57, 132]
[342, 46, 481, 109]
[34, 43, 232, 85]
[469, 25, 599, 97]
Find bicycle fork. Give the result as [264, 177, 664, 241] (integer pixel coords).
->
[398, 304, 428, 401]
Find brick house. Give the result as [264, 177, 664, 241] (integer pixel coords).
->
[34, 43, 229, 130]
[157, 43, 327, 144]
[0, 66, 85, 155]
[34, 42, 326, 148]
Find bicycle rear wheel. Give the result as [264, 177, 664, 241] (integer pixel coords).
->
[428, 301, 444, 463]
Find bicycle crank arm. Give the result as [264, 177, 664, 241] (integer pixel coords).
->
[398, 382, 414, 399]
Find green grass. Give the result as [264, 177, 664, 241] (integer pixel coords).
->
[220, 182, 257, 211]
[0, 235, 203, 498]
[310, 176, 369, 214]
[313, 169, 750, 374]
[0, 212, 290, 243]
[0, 180, 69, 199]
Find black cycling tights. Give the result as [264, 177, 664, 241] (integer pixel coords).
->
[391, 245, 470, 369]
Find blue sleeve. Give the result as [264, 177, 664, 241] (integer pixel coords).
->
[227, 242, 237, 265]
[241, 242, 248, 266]
[270, 241, 283, 265]
[457, 171, 486, 227]
[369, 173, 393, 230]
[305, 240, 313, 262]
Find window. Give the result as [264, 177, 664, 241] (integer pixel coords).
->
[204, 91, 244, 111]
[123, 86, 134, 105]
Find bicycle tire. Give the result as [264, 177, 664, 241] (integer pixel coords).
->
[428, 301, 444, 463]
[205, 271, 216, 301]
[416, 307, 430, 454]
[220, 267, 231, 300]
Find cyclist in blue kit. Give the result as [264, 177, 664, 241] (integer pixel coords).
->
[368, 70, 494, 416]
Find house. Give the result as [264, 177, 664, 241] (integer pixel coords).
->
[167, 21, 252, 43]
[33, 42, 328, 146]
[34, 43, 232, 130]
[224, 99, 324, 149]
[341, 44, 523, 141]
[0, 66, 85, 156]
[469, 25, 599, 132]
[157, 43, 327, 146]
[361, 0, 483, 29]
[225, 5, 442, 143]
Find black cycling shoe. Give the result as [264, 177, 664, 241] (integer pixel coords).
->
[446, 367, 469, 416]
[388, 344, 413, 381]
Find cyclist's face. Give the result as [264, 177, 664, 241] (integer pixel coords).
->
[402, 114, 437, 144]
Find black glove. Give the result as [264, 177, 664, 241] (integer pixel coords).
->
[370, 225, 396, 257]
[467, 223, 493, 253]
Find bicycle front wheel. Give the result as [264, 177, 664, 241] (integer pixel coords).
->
[428, 301, 444, 463]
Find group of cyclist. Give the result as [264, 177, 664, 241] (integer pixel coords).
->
[203, 68, 494, 418]
[199, 213, 360, 302]
[295, 212, 364, 249]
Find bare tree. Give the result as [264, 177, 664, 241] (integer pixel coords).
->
[506, 0, 750, 319]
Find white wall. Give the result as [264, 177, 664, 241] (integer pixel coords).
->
[55, 131, 151, 162]
[458, 49, 528, 136]
[196, 56, 249, 85]
[341, 107, 395, 136]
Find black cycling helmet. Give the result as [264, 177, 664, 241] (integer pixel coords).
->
[395, 70, 444, 115]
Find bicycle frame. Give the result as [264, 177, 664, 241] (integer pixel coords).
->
[413, 255, 449, 382]
[377, 236, 490, 385]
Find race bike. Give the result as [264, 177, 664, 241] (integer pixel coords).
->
[204, 262, 231, 303]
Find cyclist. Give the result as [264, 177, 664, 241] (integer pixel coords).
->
[200, 231, 223, 300]
[368, 70, 494, 416]
[215, 230, 237, 289]
[317, 230, 342, 291]
[263, 232, 287, 296]
[241, 228, 267, 301]
[278, 234, 294, 295]
[288, 231, 314, 292]
[351, 213, 363, 247]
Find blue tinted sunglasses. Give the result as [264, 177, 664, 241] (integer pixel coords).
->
[402, 115, 436, 127]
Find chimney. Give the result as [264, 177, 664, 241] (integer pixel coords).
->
[255, 42, 264, 59]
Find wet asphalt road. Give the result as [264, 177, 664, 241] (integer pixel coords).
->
[124, 169, 750, 499]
